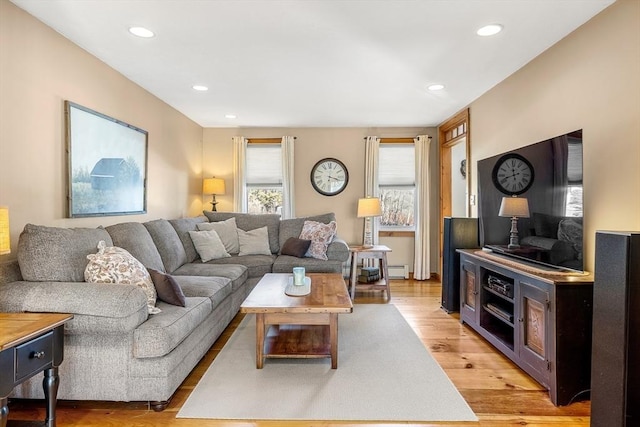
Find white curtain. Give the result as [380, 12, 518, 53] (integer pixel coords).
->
[364, 136, 381, 244]
[413, 135, 431, 280]
[232, 136, 247, 212]
[281, 136, 295, 219]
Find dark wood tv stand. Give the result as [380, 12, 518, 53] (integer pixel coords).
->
[457, 249, 594, 406]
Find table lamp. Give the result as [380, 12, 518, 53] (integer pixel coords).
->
[357, 197, 382, 248]
[499, 196, 530, 249]
[0, 207, 10, 255]
[203, 178, 226, 211]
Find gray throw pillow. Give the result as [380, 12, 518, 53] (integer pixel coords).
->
[188, 230, 231, 262]
[147, 268, 186, 307]
[238, 226, 271, 256]
[280, 237, 311, 258]
[197, 217, 240, 254]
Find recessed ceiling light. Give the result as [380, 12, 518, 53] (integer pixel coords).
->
[128, 26, 154, 38]
[192, 85, 208, 91]
[225, 114, 237, 119]
[427, 84, 445, 91]
[477, 24, 503, 37]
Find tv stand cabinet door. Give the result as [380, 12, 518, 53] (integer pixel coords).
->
[518, 280, 552, 387]
[460, 257, 479, 325]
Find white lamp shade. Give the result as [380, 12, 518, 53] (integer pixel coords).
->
[0, 207, 10, 255]
[357, 197, 382, 218]
[499, 197, 530, 218]
[203, 178, 226, 195]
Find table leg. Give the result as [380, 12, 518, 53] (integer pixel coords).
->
[256, 313, 265, 369]
[380, 253, 391, 301]
[329, 314, 338, 369]
[43, 367, 59, 427]
[349, 252, 358, 299]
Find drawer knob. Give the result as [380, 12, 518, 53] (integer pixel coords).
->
[32, 351, 46, 359]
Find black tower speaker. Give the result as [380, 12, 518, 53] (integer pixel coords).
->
[591, 231, 640, 427]
[441, 217, 479, 313]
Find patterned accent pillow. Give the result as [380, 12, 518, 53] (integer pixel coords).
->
[299, 220, 337, 260]
[85, 241, 160, 314]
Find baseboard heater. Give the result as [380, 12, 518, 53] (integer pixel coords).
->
[388, 265, 409, 279]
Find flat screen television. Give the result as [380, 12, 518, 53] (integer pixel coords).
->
[477, 130, 584, 272]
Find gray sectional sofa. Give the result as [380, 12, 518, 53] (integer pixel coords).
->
[0, 212, 348, 410]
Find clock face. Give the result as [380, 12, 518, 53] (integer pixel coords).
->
[310, 158, 349, 196]
[491, 153, 535, 195]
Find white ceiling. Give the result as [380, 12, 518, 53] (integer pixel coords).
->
[11, 0, 615, 128]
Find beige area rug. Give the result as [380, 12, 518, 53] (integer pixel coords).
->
[178, 304, 477, 422]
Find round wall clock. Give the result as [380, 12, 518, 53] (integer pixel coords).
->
[310, 158, 349, 196]
[491, 153, 535, 195]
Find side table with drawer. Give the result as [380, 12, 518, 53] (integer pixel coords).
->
[0, 313, 73, 427]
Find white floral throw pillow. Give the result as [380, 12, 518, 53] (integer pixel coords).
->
[299, 220, 337, 260]
[85, 241, 160, 314]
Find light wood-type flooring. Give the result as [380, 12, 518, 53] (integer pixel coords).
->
[7, 279, 590, 426]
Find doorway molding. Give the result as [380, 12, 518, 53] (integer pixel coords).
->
[438, 108, 471, 274]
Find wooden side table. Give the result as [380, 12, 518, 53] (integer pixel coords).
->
[348, 245, 392, 301]
[0, 312, 73, 427]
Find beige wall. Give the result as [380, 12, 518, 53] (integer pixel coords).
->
[469, 0, 640, 272]
[0, 0, 204, 260]
[203, 127, 439, 272]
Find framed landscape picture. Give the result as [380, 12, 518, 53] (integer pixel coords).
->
[65, 101, 148, 217]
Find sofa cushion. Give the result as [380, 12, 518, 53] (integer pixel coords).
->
[205, 254, 274, 278]
[280, 237, 312, 258]
[196, 217, 240, 254]
[17, 224, 113, 282]
[299, 220, 337, 260]
[278, 213, 336, 250]
[144, 219, 188, 273]
[169, 216, 209, 263]
[106, 222, 165, 272]
[188, 230, 231, 262]
[172, 263, 249, 293]
[133, 296, 212, 358]
[238, 227, 271, 256]
[85, 241, 160, 314]
[148, 269, 186, 307]
[273, 255, 344, 274]
[204, 212, 280, 254]
[171, 275, 232, 309]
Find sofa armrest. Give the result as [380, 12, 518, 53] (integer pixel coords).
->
[326, 237, 349, 262]
[0, 281, 148, 334]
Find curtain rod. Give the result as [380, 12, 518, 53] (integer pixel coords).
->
[244, 137, 297, 144]
[362, 137, 431, 142]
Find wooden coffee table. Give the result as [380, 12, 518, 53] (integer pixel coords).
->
[240, 273, 352, 369]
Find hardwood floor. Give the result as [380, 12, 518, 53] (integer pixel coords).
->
[7, 279, 590, 426]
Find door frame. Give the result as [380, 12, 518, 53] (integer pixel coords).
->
[438, 108, 471, 275]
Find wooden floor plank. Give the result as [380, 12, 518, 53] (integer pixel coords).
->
[6, 278, 591, 426]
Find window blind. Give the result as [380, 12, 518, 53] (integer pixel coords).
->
[246, 145, 282, 185]
[379, 144, 415, 186]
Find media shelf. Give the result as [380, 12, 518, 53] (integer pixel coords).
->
[458, 249, 594, 406]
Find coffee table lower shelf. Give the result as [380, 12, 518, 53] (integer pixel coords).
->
[256, 312, 339, 369]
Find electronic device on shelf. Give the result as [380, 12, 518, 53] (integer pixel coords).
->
[487, 275, 514, 298]
[485, 302, 513, 323]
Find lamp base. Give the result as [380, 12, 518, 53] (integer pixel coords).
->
[507, 216, 520, 249]
[210, 194, 218, 212]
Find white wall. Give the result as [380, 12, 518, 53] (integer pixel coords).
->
[203, 127, 440, 273]
[469, 0, 640, 272]
[0, 0, 204, 261]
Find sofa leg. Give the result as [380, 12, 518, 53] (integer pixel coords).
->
[150, 399, 170, 412]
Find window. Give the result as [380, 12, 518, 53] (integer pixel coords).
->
[379, 144, 415, 230]
[246, 144, 282, 214]
[565, 139, 583, 217]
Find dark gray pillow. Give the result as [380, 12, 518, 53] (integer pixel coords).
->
[147, 268, 186, 307]
[280, 237, 312, 258]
